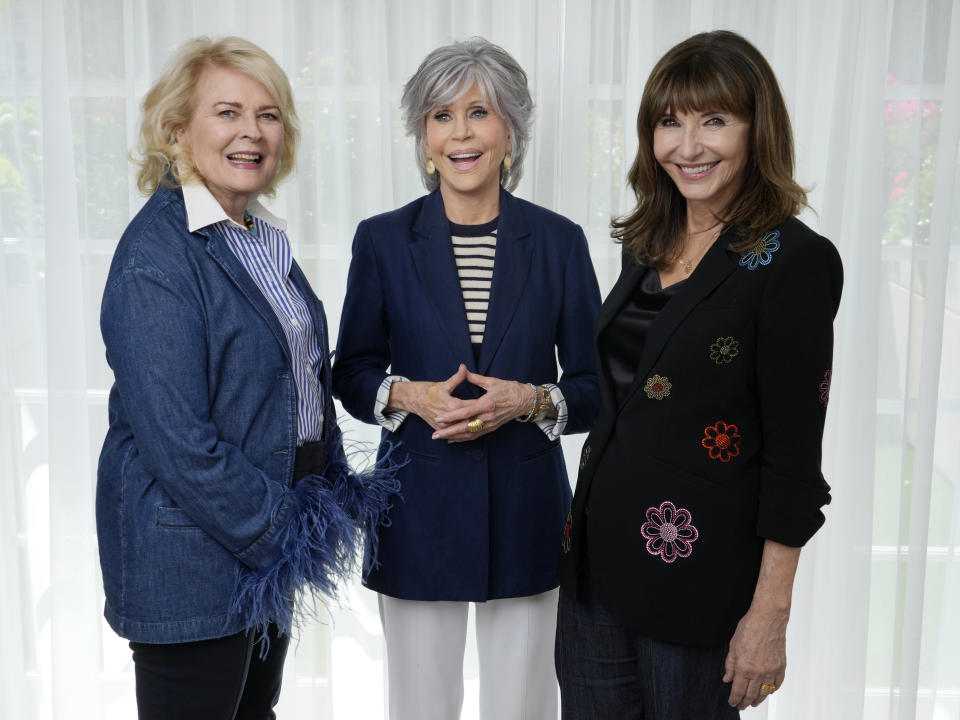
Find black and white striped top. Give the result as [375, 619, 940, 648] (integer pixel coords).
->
[373, 214, 568, 441]
[450, 217, 498, 349]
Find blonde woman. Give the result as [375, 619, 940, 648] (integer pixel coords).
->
[96, 36, 397, 719]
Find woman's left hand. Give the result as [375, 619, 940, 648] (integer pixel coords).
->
[431, 366, 534, 442]
[722, 605, 788, 709]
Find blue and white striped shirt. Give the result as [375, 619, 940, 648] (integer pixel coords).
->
[182, 184, 324, 445]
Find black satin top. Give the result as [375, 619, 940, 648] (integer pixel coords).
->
[600, 267, 686, 408]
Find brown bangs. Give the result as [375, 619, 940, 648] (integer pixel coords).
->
[642, 53, 754, 129]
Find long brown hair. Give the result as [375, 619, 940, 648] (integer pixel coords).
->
[613, 30, 808, 266]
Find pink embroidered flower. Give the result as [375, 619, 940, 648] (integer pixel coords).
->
[701, 421, 742, 462]
[641, 501, 699, 563]
[819, 369, 832, 407]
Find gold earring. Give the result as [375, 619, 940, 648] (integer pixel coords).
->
[502, 153, 512, 170]
[426, 159, 436, 175]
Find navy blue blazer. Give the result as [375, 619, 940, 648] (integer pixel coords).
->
[333, 188, 601, 601]
[558, 216, 843, 645]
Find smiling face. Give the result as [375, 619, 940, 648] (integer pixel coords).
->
[176, 63, 283, 221]
[653, 108, 751, 218]
[424, 82, 510, 217]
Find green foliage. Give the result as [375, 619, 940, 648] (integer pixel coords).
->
[0, 97, 43, 237]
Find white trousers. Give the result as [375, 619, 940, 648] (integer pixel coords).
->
[378, 589, 560, 720]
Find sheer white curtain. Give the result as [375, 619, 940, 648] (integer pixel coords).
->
[1, 0, 958, 718]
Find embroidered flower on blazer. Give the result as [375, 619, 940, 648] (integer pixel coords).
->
[739, 230, 781, 270]
[644, 374, 672, 400]
[701, 420, 742, 462]
[819, 368, 832, 407]
[709, 336, 741, 365]
[562, 510, 573, 554]
[641, 501, 699, 563]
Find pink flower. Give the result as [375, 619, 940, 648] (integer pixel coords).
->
[893, 171, 908, 184]
[889, 186, 906, 202]
[819, 369, 832, 407]
[641, 501, 699, 563]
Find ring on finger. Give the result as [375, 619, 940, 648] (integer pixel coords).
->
[466, 417, 485, 433]
[760, 682, 777, 694]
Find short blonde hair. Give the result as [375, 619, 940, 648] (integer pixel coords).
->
[134, 36, 300, 198]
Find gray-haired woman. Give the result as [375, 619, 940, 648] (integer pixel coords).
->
[333, 37, 601, 720]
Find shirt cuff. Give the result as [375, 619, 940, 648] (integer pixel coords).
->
[534, 383, 566, 441]
[374, 375, 410, 432]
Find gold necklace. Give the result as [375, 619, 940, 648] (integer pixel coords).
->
[676, 226, 722, 275]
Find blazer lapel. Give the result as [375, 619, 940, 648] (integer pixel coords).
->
[409, 191, 477, 369]
[204, 230, 292, 364]
[620, 237, 739, 409]
[476, 189, 532, 374]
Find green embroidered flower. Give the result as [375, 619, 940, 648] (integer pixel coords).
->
[644, 374, 672, 400]
[709, 336, 740, 365]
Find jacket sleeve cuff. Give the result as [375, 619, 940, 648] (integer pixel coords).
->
[230, 437, 403, 639]
[534, 383, 566, 441]
[374, 375, 410, 431]
[755, 466, 831, 546]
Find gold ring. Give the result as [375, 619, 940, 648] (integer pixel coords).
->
[466, 417, 485, 433]
[760, 682, 777, 694]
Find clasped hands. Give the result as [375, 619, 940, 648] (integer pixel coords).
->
[388, 364, 534, 443]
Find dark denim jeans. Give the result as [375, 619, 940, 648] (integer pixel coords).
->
[556, 587, 740, 720]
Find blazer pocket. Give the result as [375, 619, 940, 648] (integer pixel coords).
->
[648, 453, 748, 496]
[518, 440, 561, 462]
[402, 446, 440, 464]
[156, 505, 201, 530]
[690, 302, 737, 314]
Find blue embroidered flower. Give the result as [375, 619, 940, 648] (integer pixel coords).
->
[739, 230, 781, 270]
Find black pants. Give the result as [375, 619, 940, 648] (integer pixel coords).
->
[131, 623, 289, 720]
[130, 441, 326, 719]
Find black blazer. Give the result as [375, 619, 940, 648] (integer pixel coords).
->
[558, 216, 843, 645]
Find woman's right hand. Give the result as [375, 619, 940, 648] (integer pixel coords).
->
[385, 365, 493, 432]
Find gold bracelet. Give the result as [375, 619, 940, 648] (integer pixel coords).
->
[531, 385, 551, 422]
[516, 383, 539, 423]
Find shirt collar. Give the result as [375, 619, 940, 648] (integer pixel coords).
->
[181, 182, 288, 234]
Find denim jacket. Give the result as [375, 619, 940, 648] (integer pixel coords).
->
[97, 186, 398, 644]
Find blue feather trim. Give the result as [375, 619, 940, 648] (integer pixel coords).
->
[230, 440, 404, 652]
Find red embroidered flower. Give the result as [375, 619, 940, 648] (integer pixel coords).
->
[701, 421, 742, 462]
[562, 510, 572, 554]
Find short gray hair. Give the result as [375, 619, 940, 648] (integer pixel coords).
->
[401, 37, 534, 192]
